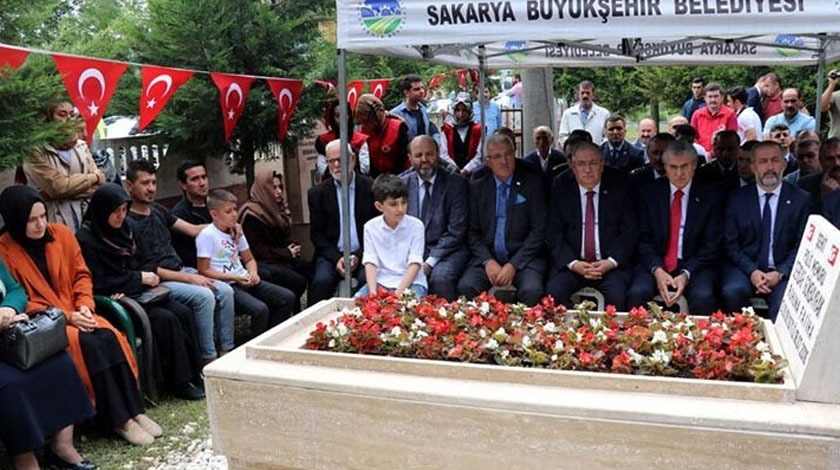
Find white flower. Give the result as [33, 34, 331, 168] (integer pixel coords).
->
[551, 354, 558, 361]
[337, 322, 348, 336]
[412, 318, 426, 330]
[453, 311, 466, 321]
[627, 348, 643, 365]
[684, 317, 695, 327]
[661, 320, 673, 330]
[760, 351, 773, 363]
[480, 302, 490, 314]
[493, 327, 508, 341]
[328, 339, 336, 348]
[415, 330, 428, 339]
[544, 322, 558, 333]
[651, 349, 671, 365]
[589, 318, 602, 329]
[595, 330, 607, 342]
[478, 328, 488, 338]
[755, 341, 769, 353]
[682, 331, 694, 341]
[651, 330, 668, 344]
[438, 307, 448, 318]
[500, 349, 510, 359]
[522, 335, 532, 348]
[390, 326, 402, 336]
[741, 306, 756, 316]
[484, 338, 499, 350]
[553, 339, 565, 351]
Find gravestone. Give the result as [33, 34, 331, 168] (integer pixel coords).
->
[776, 215, 840, 404]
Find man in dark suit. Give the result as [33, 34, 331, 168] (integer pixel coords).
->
[627, 140, 724, 314]
[695, 130, 741, 193]
[797, 137, 840, 214]
[722, 141, 810, 320]
[630, 132, 674, 190]
[824, 190, 840, 228]
[308, 139, 378, 304]
[457, 133, 547, 306]
[746, 79, 764, 124]
[546, 142, 637, 310]
[601, 115, 645, 174]
[402, 135, 469, 300]
[523, 126, 566, 180]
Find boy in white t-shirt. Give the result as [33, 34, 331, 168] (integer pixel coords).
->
[356, 174, 427, 298]
[196, 189, 295, 338]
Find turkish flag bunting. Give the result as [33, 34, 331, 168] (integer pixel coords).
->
[346, 81, 364, 110]
[314, 80, 336, 93]
[52, 54, 128, 143]
[210, 72, 255, 142]
[469, 69, 480, 84]
[428, 73, 446, 90]
[266, 78, 303, 142]
[138, 65, 194, 132]
[456, 69, 468, 90]
[368, 79, 390, 99]
[0, 45, 29, 72]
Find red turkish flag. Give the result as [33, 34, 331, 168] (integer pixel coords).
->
[314, 80, 336, 93]
[210, 72, 255, 142]
[0, 45, 28, 72]
[369, 79, 390, 99]
[346, 81, 364, 110]
[138, 65, 194, 132]
[266, 78, 303, 142]
[52, 54, 128, 143]
[428, 73, 446, 90]
[469, 69, 480, 84]
[456, 70, 468, 90]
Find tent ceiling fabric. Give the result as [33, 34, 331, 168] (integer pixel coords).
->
[338, 0, 840, 67]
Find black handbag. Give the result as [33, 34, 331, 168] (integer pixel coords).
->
[0, 307, 69, 370]
[133, 286, 170, 306]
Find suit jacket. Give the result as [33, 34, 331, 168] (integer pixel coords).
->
[402, 168, 469, 260]
[601, 141, 645, 174]
[637, 178, 723, 275]
[546, 174, 637, 270]
[724, 182, 810, 278]
[746, 85, 764, 124]
[797, 171, 824, 214]
[695, 161, 741, 194]
[523, 148, 567, 177]
[824, 190, 840, 228]
[308, 174, 377, 265]
[467, 164, 546, 270]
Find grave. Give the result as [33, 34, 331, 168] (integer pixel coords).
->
[205, 215, 840, 470]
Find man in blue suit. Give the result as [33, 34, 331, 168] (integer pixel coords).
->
[601, 116, 645, 174]
[546, 142, 637, 310]
[722, 141, 810, 320]
[627, 140, 724, 314]
[457, 133, 547, 306]
[402, 135, 469, 300]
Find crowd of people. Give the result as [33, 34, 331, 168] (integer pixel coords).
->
[2, 69, 840, 468]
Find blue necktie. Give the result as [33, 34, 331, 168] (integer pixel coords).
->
[758, 193, 773, 271]
[420, 181, 431, 221]
[494, 182, 509, 264]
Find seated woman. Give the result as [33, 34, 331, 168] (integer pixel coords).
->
[0, 258, 96, 470]
[0, 185, 162, 446]
[76, 184, 205, 401]
[238, 170, 311, 311]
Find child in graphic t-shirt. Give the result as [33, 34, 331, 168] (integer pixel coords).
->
[196, 189, 296, 338]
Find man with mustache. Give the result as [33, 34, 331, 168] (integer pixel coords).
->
[722, 141, 810, 320]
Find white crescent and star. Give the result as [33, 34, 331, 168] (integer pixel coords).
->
[78, 68, 106, 116]
[373, 84, 384, 97]
[347, 88, 358, 105]
[224, 83, 245, 120]
[145, 74, 173, 109]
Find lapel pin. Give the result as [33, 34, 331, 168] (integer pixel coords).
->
[786, 200, 791, 205]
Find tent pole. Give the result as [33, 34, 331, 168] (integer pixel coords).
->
[337, 48, 352, 297]
[479, 45, 487, 154]
[815, 36, 827, 131]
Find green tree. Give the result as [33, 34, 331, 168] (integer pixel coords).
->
[129, 0, 331, 188]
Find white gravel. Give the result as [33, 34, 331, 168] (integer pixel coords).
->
[145, 437, 227, 470]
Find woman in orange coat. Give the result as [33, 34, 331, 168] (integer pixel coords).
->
[0, 185, 162, 446]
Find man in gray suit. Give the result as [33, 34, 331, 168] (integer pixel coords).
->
[402, 135, 469, 300]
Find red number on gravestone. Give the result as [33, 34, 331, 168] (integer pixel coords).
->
[829, 245, 839, 267]
[806, 223, 816, 241]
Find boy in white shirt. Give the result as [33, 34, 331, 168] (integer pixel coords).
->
[356, 174, 427, 298]
[196, 189, 295, 338]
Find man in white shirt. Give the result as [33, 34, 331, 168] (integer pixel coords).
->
[559, 80, 610, 145]
[727, 86, 762, 143]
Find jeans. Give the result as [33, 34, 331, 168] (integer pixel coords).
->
[354, 283, 427, 298]
[163, 267, 236, 359]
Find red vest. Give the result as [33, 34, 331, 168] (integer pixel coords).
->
[316, 130, 368, 156]
[443, 122, 482, 169]
[367, 115, 406, 176]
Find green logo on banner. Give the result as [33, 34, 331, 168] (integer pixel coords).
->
[360, 0, 405, 37]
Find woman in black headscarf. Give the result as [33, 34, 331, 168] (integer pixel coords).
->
[0, 185, 161, 447]
[76, 184, 204, 402]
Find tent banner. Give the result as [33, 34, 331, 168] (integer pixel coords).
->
[338, 0, 840, 49]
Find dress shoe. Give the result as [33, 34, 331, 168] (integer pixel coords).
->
[44, 447, 97, 470]
[175, 382, 206, 401]
[115, 419, 154, 445]
[134, 414, 163, 438]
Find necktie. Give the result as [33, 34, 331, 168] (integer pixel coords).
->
[664, 189, 683, 273]
[610, 147, 618, 165]
[420, 181, 432, 221]
[583, 191, 596, 262]
[494, 182, 509, 264]
[758, 193, 773, 271]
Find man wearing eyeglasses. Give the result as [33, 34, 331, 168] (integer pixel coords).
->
[457, 134, 546, 306]
[307, 139, 378, 304]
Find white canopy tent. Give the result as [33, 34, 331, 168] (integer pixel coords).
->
[329, 0, 840, 294]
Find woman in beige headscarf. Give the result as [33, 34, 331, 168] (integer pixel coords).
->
[23, 102, 105, 232]
[238, 170, 310, 311]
